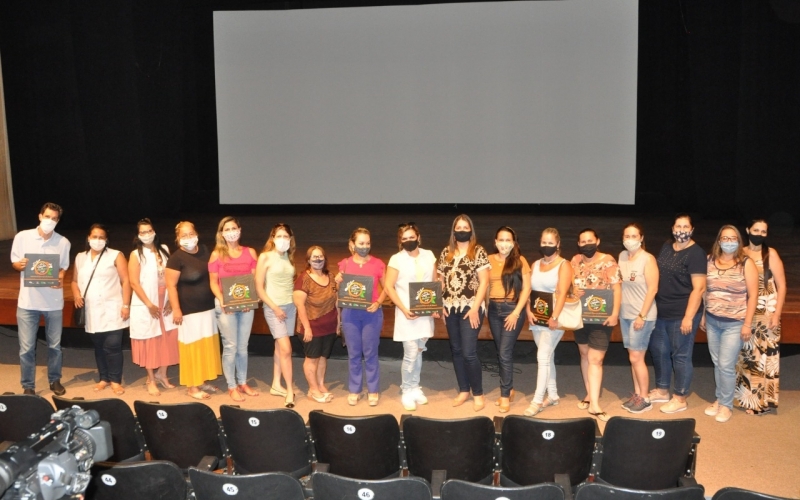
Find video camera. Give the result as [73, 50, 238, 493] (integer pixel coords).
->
[0, 406, 112, 500]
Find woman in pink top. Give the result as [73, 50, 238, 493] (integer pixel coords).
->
[208, 216, 259, 401]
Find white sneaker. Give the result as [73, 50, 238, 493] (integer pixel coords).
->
[413, 388, 428, 405]
[402, 392, 417, 411]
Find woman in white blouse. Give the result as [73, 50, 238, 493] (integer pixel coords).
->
[71, 224, 131, 395]
[384, 223, 439, 411]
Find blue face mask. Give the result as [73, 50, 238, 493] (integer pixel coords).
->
[720, 241, 739, 254]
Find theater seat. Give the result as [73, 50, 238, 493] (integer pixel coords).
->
[87, 461, 186, 500]
[0, 394, 55, 446]
[575, 482, 705, 500]
[189, 467, 304, 500]
[441, 479, 565, 500]
[220, 405, 312, 477]
[712, 487, 795, 500]
[312, 471, 432, 500]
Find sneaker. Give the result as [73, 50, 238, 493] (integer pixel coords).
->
[49, 380, 66, 396]
[660, 397, 688, 414]
[627, 395, 653, 414]
[648, 389, 670, 403]
[413, 388, 428, 405]
[402, 392, 417, 411]
[704, 401, 720, 416]
[715, 406, 732, 423]
[621, 393, 637, 410]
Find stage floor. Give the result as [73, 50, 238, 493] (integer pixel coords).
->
[1, 212, 797, 342]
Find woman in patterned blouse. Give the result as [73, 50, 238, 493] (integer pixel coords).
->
[437, 215, 490, 411]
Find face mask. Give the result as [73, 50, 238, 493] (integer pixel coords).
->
[88, 239, 106, 252]
[578, 243, 597, 258]
[139, 233, 155, 245]
[180, 237, 198, 251]
[496, 242, 513, 256]
[454, 230, 472, 242]
[274, 238, 290, 253]
[623, 240, 641, 252]
[40, 218, 57, 234]
[673, 230, 693, 243]
[354, 246, 370, 258]
[540, 245, 558, 257]
[720, 241, 739, 254]
[748, 234, 765, 246]
[310, 259, 325, 270]
[223, 230, 240, 243]
[402, 240, 419, 252]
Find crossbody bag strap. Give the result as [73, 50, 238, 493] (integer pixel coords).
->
[79, 248, 106, 299]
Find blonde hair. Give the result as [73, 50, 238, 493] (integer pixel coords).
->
[446, 214, 479, 262]
[348, 227, 371, 255]
[174, 221, 197, 246]
[710, 224, 746, 264]
[214, 216, 241, 261]
[541, 227, 561, 245]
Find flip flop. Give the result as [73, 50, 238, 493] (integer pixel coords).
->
[588, 411, 610, 422]
[188, 390, 211, 400]
[110, 383, 125, 395]
[229, 388, 245, 402]
[577, 400, 590, 410]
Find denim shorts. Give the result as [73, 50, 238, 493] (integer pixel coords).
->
[263, 303, 297, 339]
[619, 318, 656, 351]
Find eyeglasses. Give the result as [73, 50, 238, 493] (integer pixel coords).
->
[719, 236, 739, 242]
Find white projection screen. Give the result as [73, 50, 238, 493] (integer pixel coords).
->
[214, 0, 638, 205]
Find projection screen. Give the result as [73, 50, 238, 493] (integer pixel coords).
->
[214, 0, 638, 204]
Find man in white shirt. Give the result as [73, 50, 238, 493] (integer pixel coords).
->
[10, 202, 71, 395]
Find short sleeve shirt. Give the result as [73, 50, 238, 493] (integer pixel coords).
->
[11, 228, 71, 311]
[337, 256, 386, 303]
[570, 253, 622, 290]
[654, 242, 707, 319]
[488, 254, 531, 300]
[166, 245, 215, 315]
[438, 245, 490, 311]
[294, 271, 338, 336]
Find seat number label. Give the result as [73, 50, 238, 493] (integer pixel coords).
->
[542, 430, 555, 440]
[357, 488, 374, 499]
[344, 424, 356, 434]
[101, 475, 116, 486]
[249, 417, 260, 427]
[222, 484, 239, 495]
[157, 410, 168, 420]
[652, 429, 665, 439]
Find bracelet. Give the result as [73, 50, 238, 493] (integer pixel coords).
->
[637, 314, 646, 320]
[122, 305, 130, 309]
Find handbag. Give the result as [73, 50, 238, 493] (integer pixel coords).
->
[554, 259, 584, 330]
[72, 249, 105, 328]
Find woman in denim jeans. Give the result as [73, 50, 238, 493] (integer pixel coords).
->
[700, 225, 757, 423]
[255, 223, 297, 408]
[648, 214, 706, 414]
[486, 226, 531, 413]
[208, 216, 258, 402]
[437, 214, 490, 411]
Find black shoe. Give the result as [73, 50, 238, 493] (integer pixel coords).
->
[50, 380, 66, 396]
[23, 388, 35, 395]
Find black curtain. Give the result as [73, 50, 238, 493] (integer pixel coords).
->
[1, 0, 799, 229]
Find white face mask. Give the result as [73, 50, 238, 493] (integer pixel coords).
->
[623, 240, 641, 252]
[223, 230, 241, 243]
[274, 238, 290, 253]
[496, 242, 514, 256]
[139, 233, 155, 245]
[88, 239, 106, 252]
[180, 237, 198, 251]
[40, 218, 58, 234]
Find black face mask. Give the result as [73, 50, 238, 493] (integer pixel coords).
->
[578, 243, 597, 258]
[402, 240, 419, 252]
[748, 234, 765, 246]
[454, 230, 472, 242]
[540, 245, 558, 257]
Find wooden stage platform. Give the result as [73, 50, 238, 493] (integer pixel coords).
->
[1, 212, 797, 343]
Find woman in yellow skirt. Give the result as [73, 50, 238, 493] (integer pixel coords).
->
[165, 221, 222, 399]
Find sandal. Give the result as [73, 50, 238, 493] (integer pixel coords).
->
[308, 392, 333, 403]
[269, 386, 288, 397]
[348, 393, 361, 406]
[146, 379, 161, 396]
[542, 396, 560, 408]
[238, 384, 259, 397]
[588, 410, 610, 422]
[524, 402, 543, 417]
[154, 375, 176, 389]
[199, 383, 220, 394]
[110, 383, 125, 395]
[229, 388, 245, 402]
[368, 393, 379, 407]
[188, 390, 211, 400]
[577, 399, 590, 410]
[94, 381, 109, 392]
